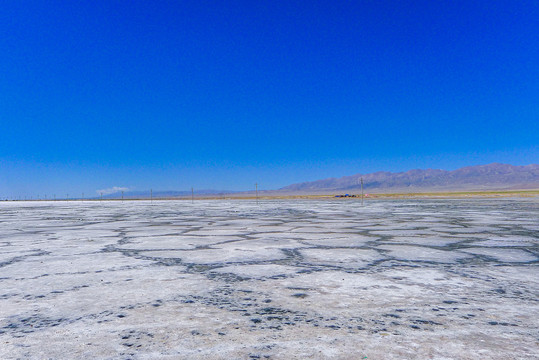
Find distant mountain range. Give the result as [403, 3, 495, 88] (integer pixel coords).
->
[94, 163, 539, 199]
[279, 163, 539, 193]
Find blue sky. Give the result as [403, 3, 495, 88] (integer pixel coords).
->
[1, 1, 538, 198]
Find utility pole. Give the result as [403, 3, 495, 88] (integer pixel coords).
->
[150, 189, 153, 203]
[100, 192, 103, 201]
[191, 187, 194, 204]
[121, 190, 124, 202]
[361, 177, 364, 206]
[255, 183, 258, 205]
[82, 192, 84, 201]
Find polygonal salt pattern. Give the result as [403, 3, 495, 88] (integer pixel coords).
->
[468, 236, 538, 247]
[210, 264, 301, 279]
[381, 235, 463, 246]
[0, 198, 538, 359]
[299, 234, 373, 247]
[378, 245, 472, 263]
[460, 247, 538, 263]
[139, 247, 287, 264]
[299, 248, 384, 268]
[117, 235, 241, 250]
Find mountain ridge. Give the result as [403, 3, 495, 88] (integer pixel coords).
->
[92, 163, 539, 199]
[280, 163, 539, 192]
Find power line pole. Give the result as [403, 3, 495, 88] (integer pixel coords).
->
[191, 187, 194, 204]
[121, 190, 124, 202]
[361, 177, 364, 206]
[150, 189, 153, 203]
[255, 183, 258, 205]
[100, 192, 103, 202]
[82, 192, 84, 201]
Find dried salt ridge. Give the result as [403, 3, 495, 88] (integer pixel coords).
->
[0, 199, 538, 359]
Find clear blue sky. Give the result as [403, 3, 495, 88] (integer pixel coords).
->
[1, 1, 538, 198]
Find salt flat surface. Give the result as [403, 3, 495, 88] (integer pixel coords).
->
[0, 199, 538, 359]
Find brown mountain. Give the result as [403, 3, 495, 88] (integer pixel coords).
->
[280, 163, 539, 192]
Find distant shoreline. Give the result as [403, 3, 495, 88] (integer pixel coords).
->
[6, 189, 539, 202]
[184, 189, 539, 200]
